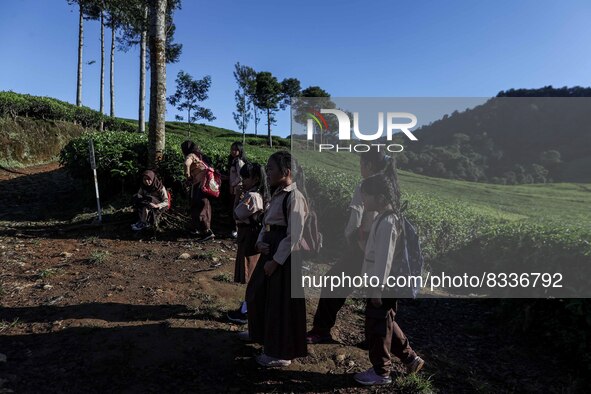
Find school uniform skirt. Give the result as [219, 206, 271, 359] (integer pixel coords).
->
[245, 226, 308, 360]
[234, 223, 261, 284]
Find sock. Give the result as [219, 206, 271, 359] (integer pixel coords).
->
[240, 301, 247, 314]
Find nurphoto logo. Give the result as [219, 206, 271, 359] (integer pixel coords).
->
[306, 109, 418, 152]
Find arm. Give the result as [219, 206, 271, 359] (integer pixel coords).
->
[234, 192, 262, 221]
[369, 218, 398, 299]
[154, 186, 169, 209]
[273, 191, 308, 265]
[184, 156, 193, 180]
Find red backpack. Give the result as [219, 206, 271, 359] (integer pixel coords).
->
[201, 165, 221, 198]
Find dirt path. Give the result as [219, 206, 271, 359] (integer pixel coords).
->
[0, 164, 579, 393]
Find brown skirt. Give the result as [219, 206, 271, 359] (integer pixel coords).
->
[234, 224, 260, 284]
[245, 228, 307, 360]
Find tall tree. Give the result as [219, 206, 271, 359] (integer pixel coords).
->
[99, 4, 105, 129]
[148, 0, 167, 167]
[117, 0, 182, 133]
[292, 86, 336, 148]
[138, 3, 147, 133]
[280, 77, 301, 109]
[167, 71, 215, 137]
[233, 90, 249, 143]
[67, 0, 86, 106]
[232, 62, 255, 141]
[254, 71, 282, 147]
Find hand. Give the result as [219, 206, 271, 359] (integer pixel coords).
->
[264, 260, 279, 276]
[370, 297, 383, 308]
[257, 242, 270, 254]
[149, 203, 159, 209]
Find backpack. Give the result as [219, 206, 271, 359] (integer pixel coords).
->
[374, 202, 424, 298]
[282, 191, 323, 258]
[201, 164, 221, 198]
[166, 189, 172, 210]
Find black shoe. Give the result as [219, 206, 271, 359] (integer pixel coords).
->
[227, 309, 247, 324]
[197, 230, 215, 242]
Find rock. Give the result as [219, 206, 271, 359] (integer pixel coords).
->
[212, 257, 219, 263]
[42, 284, 53, 290]
[60, 252, 73, 258]
[347, 360, 355, 367]
[335, 354, 346, 363]
[178, 253, 191, 260]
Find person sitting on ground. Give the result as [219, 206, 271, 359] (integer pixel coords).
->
[131, 170, 169, 231]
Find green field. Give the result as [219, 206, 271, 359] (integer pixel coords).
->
[297, 148, 591, 226]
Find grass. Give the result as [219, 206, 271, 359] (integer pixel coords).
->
[37, 268, 57, 279]
[88, 250, 109, 264]
[395, 373, 436, 394]
[190, 292, 225, 320]
[0, 318, 20, 333]
[194, 251, 215, 261]
[212, 273, 233, 283]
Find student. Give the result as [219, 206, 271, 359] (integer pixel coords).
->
[131, 170, 169, 231]
[353, 157, 424, 386]
[228, 141, 247, 238]
[181, 140, 214, 242]
[306, 149, 388, 344]
[243, 151, 308, 367]
[227, 162, 269, 324]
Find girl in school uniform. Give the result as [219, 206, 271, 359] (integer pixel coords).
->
[354, 156, 424, 386]
[181, 140, 214, 242]
[131, 170, 169, 231]
[244, 150, 309, 367]
[228, 141, 247, 238]
[227, 162, 269, 324]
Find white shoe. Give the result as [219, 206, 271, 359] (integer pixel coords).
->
[256, 353, 291, 368]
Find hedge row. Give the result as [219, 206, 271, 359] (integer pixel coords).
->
[0, 91, 136, 132]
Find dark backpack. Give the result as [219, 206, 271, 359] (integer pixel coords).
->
[375, 202, 424, 298]
[282, 191, 323, 258]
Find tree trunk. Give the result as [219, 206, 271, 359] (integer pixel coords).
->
[110, 21, 115, 117]
[267, 108, 272, 147]
[254, 107, 258, 135]
[138, 5, 147, 133]
[99, 10, 105, 131]
[148, 0, 167, 168]
[187, 108, 191, 138]
[76, 4, 83, 107]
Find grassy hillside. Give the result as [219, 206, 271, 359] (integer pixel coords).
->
[298, 149, 591, 226]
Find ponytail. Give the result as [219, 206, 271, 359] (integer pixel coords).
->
[360, 154, 401, 214]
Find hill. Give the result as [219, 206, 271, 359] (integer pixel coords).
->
[394, 86, 591, 184]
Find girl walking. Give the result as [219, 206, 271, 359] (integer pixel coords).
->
[354, 157, 424, 386]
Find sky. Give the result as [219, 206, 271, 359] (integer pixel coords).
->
[1, 0, 591, 137]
